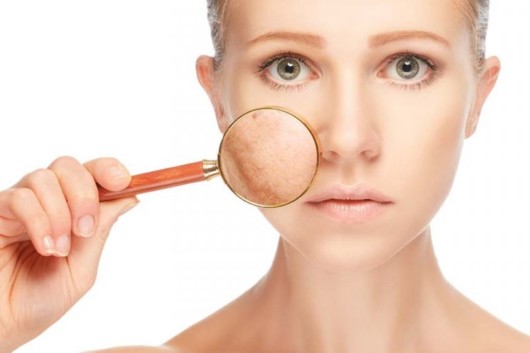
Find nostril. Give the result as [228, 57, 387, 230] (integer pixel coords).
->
[321, 149, 341, 163]
[319, 129, 382, 162]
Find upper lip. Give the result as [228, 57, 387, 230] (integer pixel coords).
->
[306, 184, 393, 203]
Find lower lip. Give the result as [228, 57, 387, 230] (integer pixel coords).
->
[306, 199, 391, 223]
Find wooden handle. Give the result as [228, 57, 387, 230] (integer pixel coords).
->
[98, 161, 206, 201]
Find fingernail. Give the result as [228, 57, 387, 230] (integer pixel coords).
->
[108, 165, 128, 180]
[55, 234, 70, 257]
[77, 215, 95, 237]
[119, 200, 139, 216]
[42, 235, 55, 255]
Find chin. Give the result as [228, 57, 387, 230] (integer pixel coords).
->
[286, 227, 423, 273]
[261, 200, 437, 273]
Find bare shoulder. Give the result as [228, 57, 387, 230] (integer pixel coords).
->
[501, 331, 530, 352]
[85, 346, 183, 353]
[474, 315, 530, 352]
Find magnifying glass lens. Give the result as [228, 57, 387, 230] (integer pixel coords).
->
[219, 108, 320, 207]
[97, 107, 320, 208]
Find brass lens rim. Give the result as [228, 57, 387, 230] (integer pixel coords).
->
[217, 106, 321, 208]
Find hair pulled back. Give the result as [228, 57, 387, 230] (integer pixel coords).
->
[206, 0, 489, 73]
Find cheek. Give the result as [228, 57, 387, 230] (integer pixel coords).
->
[220, 110, 319, 206]
[219, 54, 265, 119]
[381, 79, 472, 223]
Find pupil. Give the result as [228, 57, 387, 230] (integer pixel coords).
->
[285, 63, 295, 73]
[277, 58, 300, 80]
[397, 56, 419, 79]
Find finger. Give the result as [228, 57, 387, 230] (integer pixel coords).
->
[49, 156, 99, 238]
[83, 157, 131, 192]
[0, 188, 54, 256]
[0, 216, 25, 238]
[18, 168, 72, 256]
[68, 197, 138, 292]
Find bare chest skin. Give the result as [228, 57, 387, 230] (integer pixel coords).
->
[94, 325, 530, 353]
[93, 292, 530, 353]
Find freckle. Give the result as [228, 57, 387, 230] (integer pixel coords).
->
[219, 108, 318, 206]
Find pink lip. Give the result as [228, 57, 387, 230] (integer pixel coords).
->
[305, 184, 393, 223]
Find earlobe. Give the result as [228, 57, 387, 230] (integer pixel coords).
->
[196, 55, 229, 132]
[465, 56, 501, 138]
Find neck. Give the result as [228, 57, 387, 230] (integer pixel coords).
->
[251, 228, 461, 353]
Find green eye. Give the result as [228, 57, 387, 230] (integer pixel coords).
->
[381, 53, 438, 90]
[395, 56, 420, 79]
[258, 54, 315, 90]
[276, 58, 301, 80]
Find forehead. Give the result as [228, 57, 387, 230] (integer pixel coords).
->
[225, 0, 470, 51]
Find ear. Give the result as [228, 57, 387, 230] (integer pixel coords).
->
[465, 56, 501, 138]
[196, 55, 230, 132]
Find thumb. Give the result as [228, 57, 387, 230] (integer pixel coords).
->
[68, 197, 139, 288]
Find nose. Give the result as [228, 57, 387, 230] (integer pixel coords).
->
[316, 75, 381, 164]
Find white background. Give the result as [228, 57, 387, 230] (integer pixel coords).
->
[0, 1, 528, 352]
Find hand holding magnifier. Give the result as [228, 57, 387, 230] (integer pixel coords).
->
[98, 107, 321, 207]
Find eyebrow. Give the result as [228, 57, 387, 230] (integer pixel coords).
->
[246, 30, 450, 50]
[368, 30, 450, 48]
[246, 31, 326, 48]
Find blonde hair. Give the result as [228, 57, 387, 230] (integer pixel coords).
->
[457, 0, 490, 73]
[206, 0, 230, 69]
[206, 0, 489, 73]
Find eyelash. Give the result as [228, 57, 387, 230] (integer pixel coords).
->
[383, 51, 440, 91]
[256, 51, 440, 92]
[256, 52, 313, 92]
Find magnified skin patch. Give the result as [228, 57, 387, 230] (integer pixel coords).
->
[220, 109, 318, 206]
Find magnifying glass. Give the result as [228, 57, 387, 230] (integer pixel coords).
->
[98, 107, 321, 208]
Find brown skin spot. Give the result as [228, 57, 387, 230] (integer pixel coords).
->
[220, 109, 318, 206]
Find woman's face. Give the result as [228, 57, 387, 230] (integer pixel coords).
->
[200, 0, 499, 271]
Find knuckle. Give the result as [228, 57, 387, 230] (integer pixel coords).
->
[101, 157, 121, 166]
[8, 189, 49, 231]
[50, 155, 80, 170]
[23, 168, 56, 187]
[9, 187, 36, 205]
